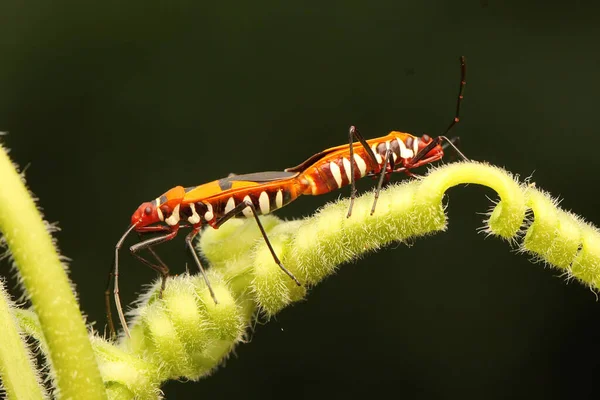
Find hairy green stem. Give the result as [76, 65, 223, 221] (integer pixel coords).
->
[0, 145, 106, 399]
[524, 186, 600, 286]
[0, 282, 46, 399]
[90, 161, 600, 398]
[5, 159, 600, 399]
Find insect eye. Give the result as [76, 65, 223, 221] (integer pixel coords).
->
[144, 206, 152, 215]
[422, 134, 431, 143]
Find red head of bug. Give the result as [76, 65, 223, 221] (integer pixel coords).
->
[130, 186, 185, 228]
[130, 201, 162, 228]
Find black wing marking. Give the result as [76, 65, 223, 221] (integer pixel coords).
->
[218, 171, 299, 190]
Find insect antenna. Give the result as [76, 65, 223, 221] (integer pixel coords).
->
[442, 55, 466, 138]
[412, 56, 468, 165]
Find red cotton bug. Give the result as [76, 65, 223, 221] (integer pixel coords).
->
[107, 172, 305, 338]
[107, 56, 468, 339]
[285, 55, 468, 217]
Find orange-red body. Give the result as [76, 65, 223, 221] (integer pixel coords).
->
[112, 130, 446, 337]
[131, 171, 305, 231]
[112, 56, 465, 338]
[286, 131, 442, 196]
[131, 131, 442, 231]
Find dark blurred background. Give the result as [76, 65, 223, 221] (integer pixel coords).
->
[2, 0, 600, 398]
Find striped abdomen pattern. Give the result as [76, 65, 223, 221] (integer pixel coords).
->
[177, 187, 296, 225]
[299, 135, 422, 196]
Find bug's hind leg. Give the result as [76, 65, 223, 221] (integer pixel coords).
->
[347, 125, 380, 218]
[213, 200, 301, 285]
[370, 148, 395, 215]
[185, 228, 218, 304]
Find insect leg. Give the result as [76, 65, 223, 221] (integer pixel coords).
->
[370, 148, 395, 215]
[184, 229, 218, 304]
[106, 223, 136, 339]
[213, 200, 301, 286]
[130, 230, 179, 296]
[110, 229, 178, 338]
[439, 136, 468, 161]
[410, 135, 467, 168]
[347, 125, 380, 218]
[410, 137, 442, 165]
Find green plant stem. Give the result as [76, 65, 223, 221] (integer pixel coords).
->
[8, 160, 600, 399]
[0, 145, 106, 399]
[0, 282, 46, 399]
[93, 161, 600, 398]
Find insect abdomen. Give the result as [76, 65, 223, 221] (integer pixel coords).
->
[298, 149, 373, 195]
[213, 186, 297, 219]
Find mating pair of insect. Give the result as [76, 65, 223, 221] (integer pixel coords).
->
[106, 56, 469, 338]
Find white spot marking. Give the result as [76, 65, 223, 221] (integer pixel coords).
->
[413, 137, 420, 154]
[154, 198, 161, 207]
[259, 191, 270, 214]
[204, 202, 214, 222]
[275, 190, 283, 209]
[371, 144, 383, 164]
[329, 161, 343, 188]
[242, 195, 253, 218]
[353, 154, 367, 177]
[397, 138, 414, 159]
[165, 204, 180, 226]
[225, 197, 236, 214]
[156, 206, 164, 221]
[342, 157, 352, 182]
[188, 203, 201, 224]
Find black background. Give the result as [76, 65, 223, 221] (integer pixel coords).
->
[2, 1, 600, 399]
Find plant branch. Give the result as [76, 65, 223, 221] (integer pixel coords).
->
[0, 144, 106, 399]
[6, 160, 600, 399]
[0, 282, 46, 399]
[93, 161, 600, 398]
